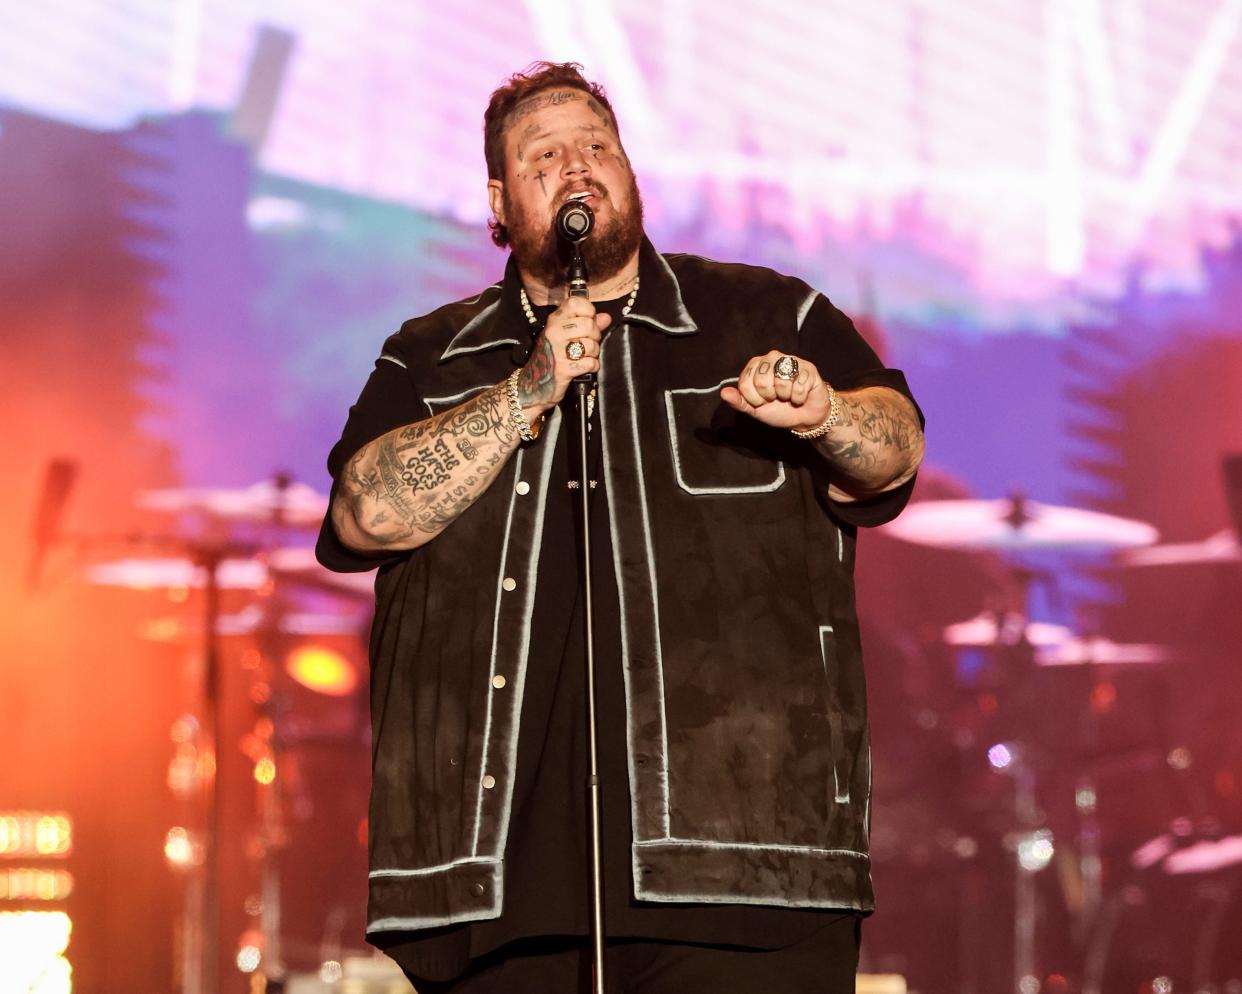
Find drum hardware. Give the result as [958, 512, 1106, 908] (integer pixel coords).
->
[137, 475, 329, 527]
[74, 474, 367, 992]
[892, 494, 1182, 991]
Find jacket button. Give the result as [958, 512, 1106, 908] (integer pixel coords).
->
[502, 577, 517, 591]
[515, 481, 530, 495]
[471, 882, 486, 897]
[482, 775, 496, 789]
[635, 755, 648, 767]
[492, 675, 506, 689]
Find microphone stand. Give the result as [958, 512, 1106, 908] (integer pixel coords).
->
[562, 218, 608, 994]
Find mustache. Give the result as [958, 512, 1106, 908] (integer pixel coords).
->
[552, 180, 609, 206]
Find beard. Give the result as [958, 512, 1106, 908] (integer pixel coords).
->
[505, 175, 645, 292]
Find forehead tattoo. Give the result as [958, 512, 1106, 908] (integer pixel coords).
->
[509, 89, 585, 124]
[510, 96, 618, 163]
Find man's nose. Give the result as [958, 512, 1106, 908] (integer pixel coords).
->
[562, 146, 591, 179]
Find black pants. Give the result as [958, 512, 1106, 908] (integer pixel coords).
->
[404, 918, 862, 994]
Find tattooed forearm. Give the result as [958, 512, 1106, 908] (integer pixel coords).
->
[812, 387, 923, 495]
[332, 382, 520, 552]
[515, 336, 557, 407]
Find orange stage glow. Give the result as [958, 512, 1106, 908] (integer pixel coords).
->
[162, 827, 201, 869]
[284, 645, 357, 697]
[0, 868, 74, 901]
[0, 910, 73, 993]
[253, 757, 276, 785]
[0, 813, 72, 858]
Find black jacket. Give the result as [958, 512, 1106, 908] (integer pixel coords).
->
[317, 238, 921, 937]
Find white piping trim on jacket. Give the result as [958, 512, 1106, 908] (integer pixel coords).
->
[379, 352, 407, 369]
[633, 837, 867, 858]
[440, 296, 522, 360]
[818, 624, 850, 803]
[491, 410, 561, 858]
[662, 379, 786, 496]
[631, 888, 871, 910]
[796, 289, 820, 332]
[863, 739, 872, 846]
[601, 329, 672, 861]
[471, 447, 525, 855]
[623, 333, 672, 837]
[598, 342, 644, 876]
[424, 383, 493, 409]
[369, 855, 495, 878]
[626, 252, 697, 335]
[837, 528, 844, 563]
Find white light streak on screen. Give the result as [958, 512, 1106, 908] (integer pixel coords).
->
[0, 0, 1239, 298]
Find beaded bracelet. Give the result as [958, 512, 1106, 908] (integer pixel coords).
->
[791, 383, 840, 440]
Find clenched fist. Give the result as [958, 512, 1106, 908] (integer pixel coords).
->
[721, 350, 831, 432]
[514, 296, 612, 416]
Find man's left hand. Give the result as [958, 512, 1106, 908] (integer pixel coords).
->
[720, 351, 830, 431]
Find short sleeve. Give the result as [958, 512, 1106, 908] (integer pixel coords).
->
[796, 293, 925, 528]
[315, 332, 428, 573]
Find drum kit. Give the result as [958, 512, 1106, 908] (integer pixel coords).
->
[79, 477, 1240, 993]
[880, 493, 1242, 994]
[81, 475, 378, 993]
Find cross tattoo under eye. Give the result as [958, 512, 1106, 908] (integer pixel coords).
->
[534, 169, 547, 194]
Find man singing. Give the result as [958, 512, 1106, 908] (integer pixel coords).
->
[317, 61, 924, 994]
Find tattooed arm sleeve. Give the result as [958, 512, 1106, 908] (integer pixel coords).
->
[330, 380, 523, 553]
[812, 386, 924, 498]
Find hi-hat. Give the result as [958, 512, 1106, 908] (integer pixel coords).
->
[266, 546, 376, 598]
[1122, 530, 1240, 567]
[1035, 637, 1171, 666]
[882, 495, 1158, 551]
[138, 479, 329, 526]
[140, 606, 365, 641]
[85, 557, 268, 590]
[943, 612, 1072, 648]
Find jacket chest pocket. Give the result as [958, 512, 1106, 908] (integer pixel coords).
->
[663, 380, 786, 496]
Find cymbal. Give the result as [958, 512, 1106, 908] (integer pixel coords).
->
[1035, 637, 1171, 666]
[138, 479, 329, 526]
[140, 607, 365, 641]
[882, 496, 1158, 551]
[1132, 832, 1242, 874]
[1122, 529, 1240, 566]
[85, 557, 268, 590]
[266, 547, 377, 598]
[943, 613, 1071, 648]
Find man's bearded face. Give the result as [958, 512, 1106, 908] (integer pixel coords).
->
[503, 173, 644, 290]
[490, 90, 644, 291]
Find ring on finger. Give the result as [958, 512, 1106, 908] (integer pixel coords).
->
[565, 340, 586, 362]
[773, 355, 799, 381]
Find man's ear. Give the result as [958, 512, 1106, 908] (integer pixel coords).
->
[487, 180, 505, 227]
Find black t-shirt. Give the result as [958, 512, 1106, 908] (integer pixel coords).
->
[373, 296, 869, 983]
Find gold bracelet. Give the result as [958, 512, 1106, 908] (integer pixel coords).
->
[506, 370, 543, 442]
[791, 384, 840, 440]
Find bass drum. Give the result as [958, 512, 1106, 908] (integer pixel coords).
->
[1083, 854, 1242, 994]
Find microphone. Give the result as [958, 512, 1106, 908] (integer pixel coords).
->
[555, 198, 595, 244]
[556, 199, 594, 300]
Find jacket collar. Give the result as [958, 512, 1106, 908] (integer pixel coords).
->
[626, 237, 699, 337]
[438, 237, 698, 364]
